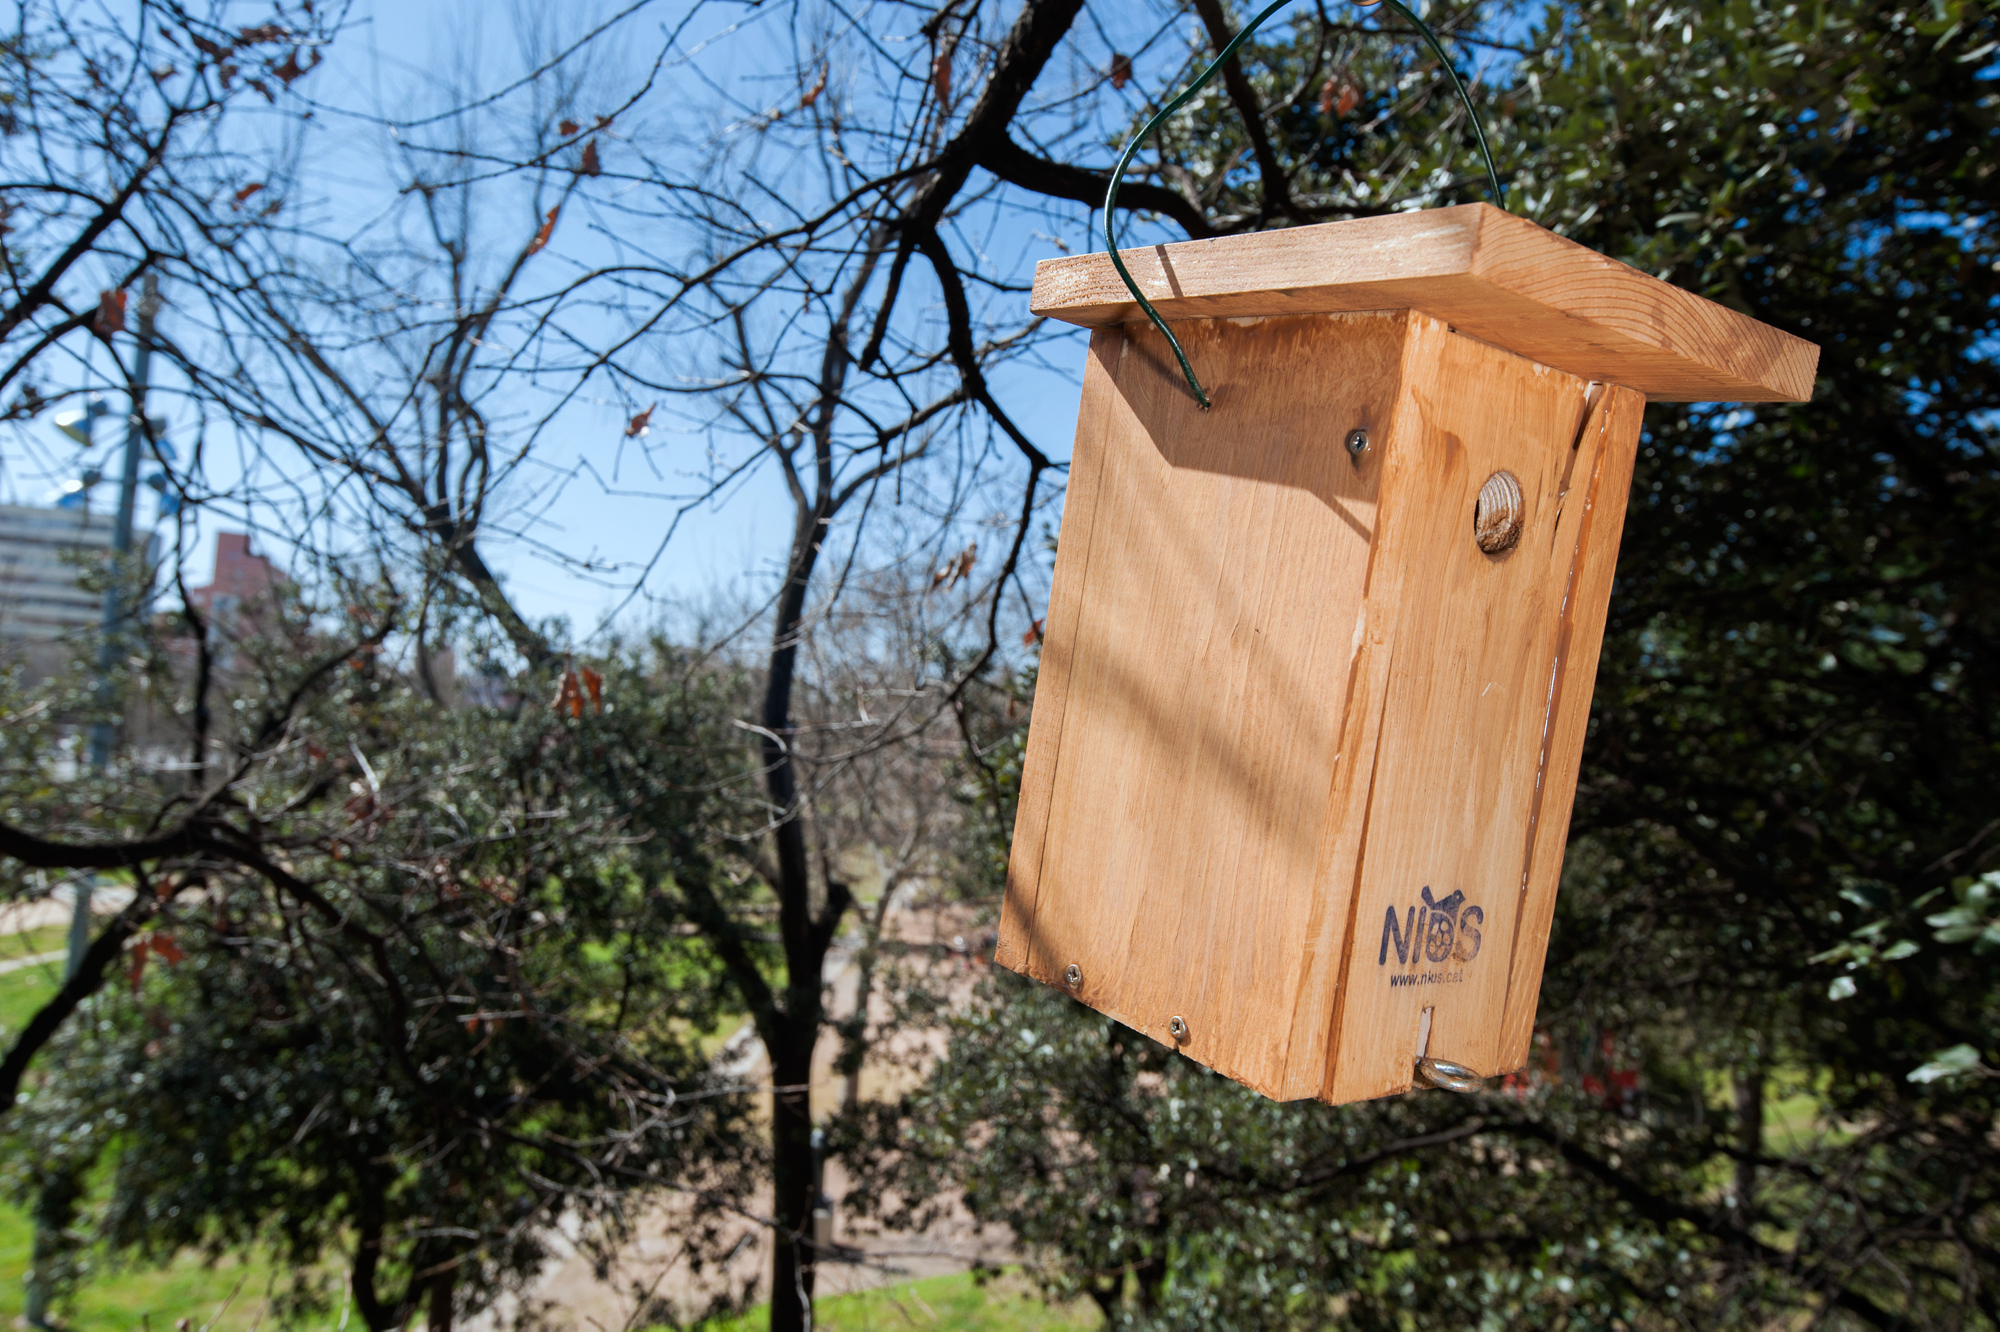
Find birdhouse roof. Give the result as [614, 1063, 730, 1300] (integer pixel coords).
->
[1028, 204, 1817, 404]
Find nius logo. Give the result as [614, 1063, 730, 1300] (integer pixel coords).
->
[1377, 886, 1483, 988]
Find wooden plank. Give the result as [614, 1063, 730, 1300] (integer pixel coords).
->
[996, 328, 1123, 974]
[1495, 384, 1644, 1068]
[1282, 315, 1446, 1097]
[1321, 319, 1598, 1103]
[1000, 312, 1408, 1098]
[1028, 204, 1818, 405]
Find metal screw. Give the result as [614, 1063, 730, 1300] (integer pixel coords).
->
[1064, 964, 1082, 988]
[1167, 1015, 1189, 1041]
[1345, 428, 1371, 465]
[1414, 1056, 1483, 1094]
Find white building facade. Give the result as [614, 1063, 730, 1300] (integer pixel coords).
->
[0, 503, 118, 643]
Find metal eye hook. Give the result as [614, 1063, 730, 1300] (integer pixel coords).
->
[1101, 0, 1509, 411]
[1415, 1056, 1485, 1094]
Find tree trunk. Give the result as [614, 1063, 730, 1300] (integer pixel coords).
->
[1733, 1061, 1763, 1224]
[768, 1026, 819, 1332]
[428, 1266, 456, 1332]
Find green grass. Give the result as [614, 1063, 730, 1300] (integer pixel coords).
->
[0, 934, 344, 1330]
[0, 934, 1089, 1331]
[694, 1270, 1100, 1332]
[0, 1134, 335, 1332]
[0, 927, 69, 961]
[0, 952, 69, 1043]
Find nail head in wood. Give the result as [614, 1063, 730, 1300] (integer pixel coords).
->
[1064, 963, 1082, 988]
[1474, 470, 1524, 555]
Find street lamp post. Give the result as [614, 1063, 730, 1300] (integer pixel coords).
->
[25, 273, 160, 1330]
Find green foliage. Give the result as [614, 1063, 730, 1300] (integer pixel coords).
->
[0, 633, 760, 1328]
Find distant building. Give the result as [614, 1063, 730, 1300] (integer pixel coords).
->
[0, 503, 118, 642]
[187, 532, 283, 624]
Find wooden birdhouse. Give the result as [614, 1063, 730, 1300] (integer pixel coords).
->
[995, 204, 1818, 1104]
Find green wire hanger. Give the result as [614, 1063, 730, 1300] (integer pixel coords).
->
[1103, 0, 1507, 410]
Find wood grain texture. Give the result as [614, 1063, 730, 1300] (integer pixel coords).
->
[994, 329, 1125, 975]
[1001, 311, 1661, 1104]
[1028, 204, 1818, 404]
[1494, 384, 1644, 1069]
[998, 312, 1408, 1097]
[1319, 318, 1602, 1103]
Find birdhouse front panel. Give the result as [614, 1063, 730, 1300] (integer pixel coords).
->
[996, 309, 1642, 1103]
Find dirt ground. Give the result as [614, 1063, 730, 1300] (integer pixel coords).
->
[467, 900, 1019, 1331]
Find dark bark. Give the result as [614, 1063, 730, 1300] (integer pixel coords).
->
[1189, 0, 1295, 223]
[0, 893, 155, 1110]
[1733, 1062, 1763, 1221]
[978, 135, 1214, 239]
[769, 1031, 820, 1332]
[858, 0, 1090, 370]
[428, 1266, 456, 1332]
[351, 1176, 394, 1332]
[0, 128, 175, 344]
[760, 12, 1095, 1321]
[0, 817, 215, 871]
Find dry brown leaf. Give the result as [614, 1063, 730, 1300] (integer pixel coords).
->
[626, 403, 656, 438]
[932, 49, 951, 104]
[95, 288, 127, 335]
[271, 48, 318, 85]
[1110, 53, 1133, 90]
[526, 206, 559, 256]
[233, 182, 264, 207]
[559, 118, 580, 136]
[934, 542, 977, 591]
[1023, 618, 1044, 646]
[579, 139, 601, 177]
[800, 64, 828, 109]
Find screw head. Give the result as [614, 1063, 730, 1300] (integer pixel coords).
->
[1345, 428, 1371, 463]
[1064, 964, 1082, 988]
[1167, 1015, 1189, 1041]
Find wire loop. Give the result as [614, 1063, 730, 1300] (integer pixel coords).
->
[1101, 0, 1507, 410]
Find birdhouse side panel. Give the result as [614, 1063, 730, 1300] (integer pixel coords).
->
[1000, 312, 1414, 1098]
[1320, 322, 1605, 1104]
[996, 328, 1128, 977]
[1495, 383, 1644, 1068]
